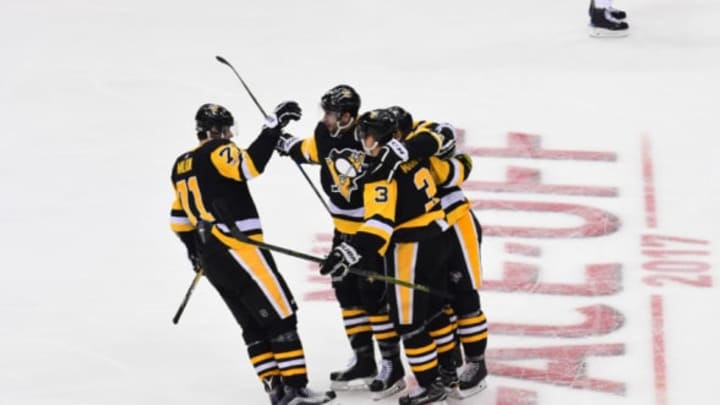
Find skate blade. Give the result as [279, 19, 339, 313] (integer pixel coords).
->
[453, 379, 488, 399]
[304, 397, 337, 405]
[372, 378, 407, 401]
[329, 377, 373, 391]
[588, 26, 629, 38]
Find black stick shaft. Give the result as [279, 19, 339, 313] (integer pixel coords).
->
[294, 163, 332, 214]
[215, 56, 267, 117]
[215, 55, 332, 216]
[212, 201, 452, 299]
[172, 268, 204, 325]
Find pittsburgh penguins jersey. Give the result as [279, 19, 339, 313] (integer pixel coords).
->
[170, 127, 280, 245]
[406, 121, 472, 227]
[403, 120, 444, 160]
[285, 122, 368, 235]
[429, 156, 471, 226]
[351, 156, 463, 260]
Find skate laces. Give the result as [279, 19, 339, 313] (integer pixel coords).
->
[459, 361, 481, 383]
[376, 359, 393, 382]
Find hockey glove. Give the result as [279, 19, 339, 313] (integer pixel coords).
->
[319, 242, 361, 278]
[178, 230, 202, 272]
[188, 251, 202, 273]
[275, 132, 301, 156]
[369, 138, 409, 182]
[264, 101, 301, 129]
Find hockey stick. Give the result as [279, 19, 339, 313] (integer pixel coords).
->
[172, 268, 204, 325]
[215, 55, 332, 215]
[212, 200, 452, 299]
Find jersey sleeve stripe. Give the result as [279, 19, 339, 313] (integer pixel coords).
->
[328, 201, 365, 219]
[358, 218, 394, 255]
[333, 217, 364, 235]
[215, 217, 263, 234]
[440, 189, 466, 211]
[240, 150, 261, 180]
[170, 221, 194, 232]
[364, 218, 394, 237]
[446, 158, 461, 188]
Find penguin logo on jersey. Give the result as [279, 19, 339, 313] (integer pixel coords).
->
[326, 148, 366, 202]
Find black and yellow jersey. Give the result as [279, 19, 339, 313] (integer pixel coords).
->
[350, 156, 466, 260]
[285, 122, 368, 235]
[170, 128, 280, 246]
[403, 120, 444, 160]
[429, 156, 471, 227]
[406, 120, 472, 227]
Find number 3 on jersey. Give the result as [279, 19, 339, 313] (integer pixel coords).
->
[374, 186, 388, 202]
[414, 168, 439, 212]
[372, 168, 439, 211]
[175, 176, 214, 225]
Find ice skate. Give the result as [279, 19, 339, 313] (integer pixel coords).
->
[264, 375, 284, 405]
[397, 378, 448, 405]
[588, 0, 626, 19]
[329, 352, 376, 390]
[438, 365, 462, 399]
[456, 358, 488, 399]
[589, 0, 629, 37]
[277, 385, 336, 405]
[369, 357, 406, 400]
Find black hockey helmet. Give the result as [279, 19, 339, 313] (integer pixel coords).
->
[354, 109, 398, 152]
[321, 85, 361, 117]
[387, 106, 413, 137]
[195, 103, 234, 134]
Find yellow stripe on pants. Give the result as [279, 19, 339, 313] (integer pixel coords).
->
[229, 245, 292, 319]
[455, 213, 482, 289]
[394, 242, 418, 325]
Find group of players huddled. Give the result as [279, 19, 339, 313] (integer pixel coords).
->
[170, 85, 488, 405]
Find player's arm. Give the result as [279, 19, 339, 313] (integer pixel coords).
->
[367, 127, 444, 182]
[429, 154, 473, 188]
[245, 125, 282, 173]
[209, 141, 254, 182]
[319, 179, 397, 277]
[170, 192, 201, 271]
[170, 194, 194, 233]
[404, 128, 443, 160]
[353, 179, 398, 257]
[210, 124, 281, 183]
[275, 121, 323, 164]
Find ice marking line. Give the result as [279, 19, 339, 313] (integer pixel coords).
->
[642, 135, 657, 228]
[651, 295, 667, 405]
[504, 242, 541, 257]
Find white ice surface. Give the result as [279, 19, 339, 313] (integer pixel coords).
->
[1, 1, 719, 404]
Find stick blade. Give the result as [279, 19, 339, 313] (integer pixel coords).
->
[215, 55, 229, 65]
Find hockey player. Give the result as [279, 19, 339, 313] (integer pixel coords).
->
[275, 85, 407, 398]
[365, 107, 468, 388]
[320, 109, 472, 405]
[170, 102, 335, 405]
[382, 107, 489, 399]
[589, 0, 629, 37]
